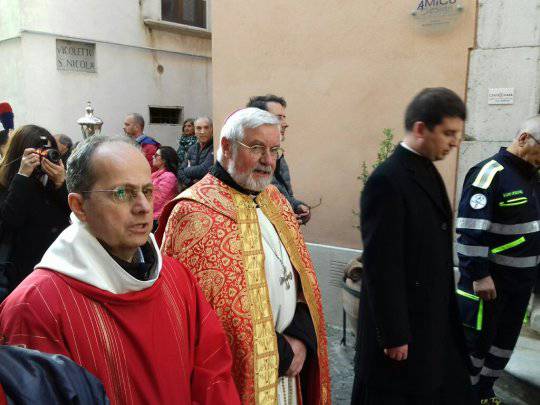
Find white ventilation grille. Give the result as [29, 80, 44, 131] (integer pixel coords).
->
[329, 258, 348, 288]
[307, 243, 361, 328]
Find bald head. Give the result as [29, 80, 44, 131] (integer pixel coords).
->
[90, 142, 151, 185]
[517, 115, 540, 140]
[123, 113, 145, 138]
[67, 136, 154, 262]
[67, 135, 142, 193]
[507, 115, 540, 167]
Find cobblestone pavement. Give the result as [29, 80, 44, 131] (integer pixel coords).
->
[327, 325, 355, 404]
[327, 325, 537, 405]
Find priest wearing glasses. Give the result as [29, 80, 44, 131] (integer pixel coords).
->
[0, 135, 239, 405]
[157, 108, 331, 405]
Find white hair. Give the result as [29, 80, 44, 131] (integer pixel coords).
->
[217, 108, 279, 162]
[517, 115, 540, 140]
[195, 116, 213, 126]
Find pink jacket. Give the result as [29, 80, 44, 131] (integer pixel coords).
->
[151, 169, 178, 219]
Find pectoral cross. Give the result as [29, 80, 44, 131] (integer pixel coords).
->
[280, 270, 293, 289]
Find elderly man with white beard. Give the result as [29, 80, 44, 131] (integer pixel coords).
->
[156, 108, 331, 405]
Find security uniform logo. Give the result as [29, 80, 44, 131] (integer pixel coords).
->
[470, 193, 487, 210]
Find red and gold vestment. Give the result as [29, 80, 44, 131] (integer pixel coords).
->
[157, 174, 331, 405]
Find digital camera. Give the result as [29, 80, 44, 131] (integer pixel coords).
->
[36, 147, 61, 164]
[33, 136, 61, 177]
[36, 136, 61, 164]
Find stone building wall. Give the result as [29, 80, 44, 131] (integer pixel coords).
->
[0, 0, 213, 147]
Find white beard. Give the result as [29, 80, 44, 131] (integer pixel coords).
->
[227, 160, 273, 192]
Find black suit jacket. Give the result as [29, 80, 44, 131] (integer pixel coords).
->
[353, 145, 469, 394]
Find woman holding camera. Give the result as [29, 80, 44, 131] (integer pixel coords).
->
[0, 125, 70, 300]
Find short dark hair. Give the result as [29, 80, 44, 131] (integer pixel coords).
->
[56, 134, 73, 150]
[404, 87, 466, 131]
[246, 94, 287, 111]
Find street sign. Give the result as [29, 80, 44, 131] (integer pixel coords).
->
[56, 39, 96, 73]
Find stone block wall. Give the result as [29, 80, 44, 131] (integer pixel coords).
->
[460, 0, 540, 333]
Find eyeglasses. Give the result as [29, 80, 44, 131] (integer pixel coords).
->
[528, 134, 540, 146]
[82, 185, 154, 203]
[235, 140, 284, 159]
[153, 153, 161, 159]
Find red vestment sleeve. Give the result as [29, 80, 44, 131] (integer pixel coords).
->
[187, 270, 241, 405]
[0, 383, 6, 405]
[0, 286, 69, 358]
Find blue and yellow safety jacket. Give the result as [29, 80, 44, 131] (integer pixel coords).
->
[457, 148, 540, 290]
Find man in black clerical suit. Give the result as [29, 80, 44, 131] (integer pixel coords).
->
[351, 88, 474, 405]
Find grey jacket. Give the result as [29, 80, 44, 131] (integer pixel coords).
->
[272, 155, 305, 211]
[177, 141, 214, 187]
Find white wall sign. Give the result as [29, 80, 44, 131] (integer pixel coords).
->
[488, 88, 514, 105]
[56, 39, 96, 73]
[412, 1, 463, 33]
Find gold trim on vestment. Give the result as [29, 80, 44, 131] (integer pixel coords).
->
[231, 190, 279, 405]
[257, 192, 330, 403]
[91, 302, 129, 404]
[178, 188, 194, 200]
[170, 177, 330, 403]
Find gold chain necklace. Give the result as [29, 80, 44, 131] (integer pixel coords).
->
[261, 232, 293, 289]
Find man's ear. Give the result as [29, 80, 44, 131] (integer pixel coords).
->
[517, 132, 529, 146]
[411, 121, 428, 142]
[68, 193, 87, 222]
[221, 137, 232, 159]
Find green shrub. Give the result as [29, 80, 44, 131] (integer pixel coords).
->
[358, 128, 395, 185]
[354, 128, 396, 229]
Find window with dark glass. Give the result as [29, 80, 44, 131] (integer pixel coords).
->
[162, 0, 206, 29]
[149, 107, 182, 125]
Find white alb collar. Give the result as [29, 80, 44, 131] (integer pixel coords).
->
[36, 214, 162, 294]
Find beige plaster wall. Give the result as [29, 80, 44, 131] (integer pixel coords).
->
[212, 1, 476, 249]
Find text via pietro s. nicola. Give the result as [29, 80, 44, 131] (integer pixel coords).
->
[56, 39, 96, 73]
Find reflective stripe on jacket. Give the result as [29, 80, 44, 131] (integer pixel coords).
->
[457, 147, 540, 287]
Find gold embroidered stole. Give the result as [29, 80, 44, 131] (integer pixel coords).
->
[176, 178, 329, 404]
[257, 192, 329, 403]
[231, 191, 279, 405]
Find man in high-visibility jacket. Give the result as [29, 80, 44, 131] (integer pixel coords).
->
[456, 115, 540, 404]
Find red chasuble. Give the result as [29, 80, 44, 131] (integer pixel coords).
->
[157, 174, 331, 404]
[0, 257, 240, 405]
